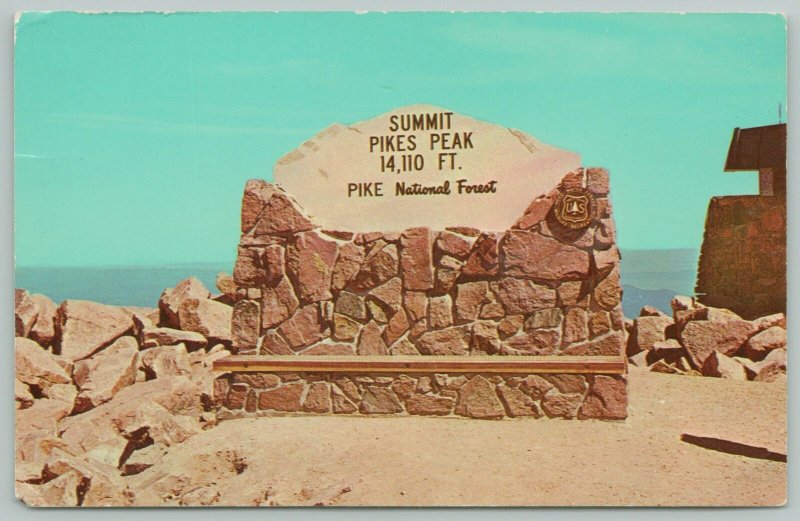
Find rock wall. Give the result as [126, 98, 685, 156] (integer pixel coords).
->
[228, 168, 625, 358]
[213, 371, 627, 420]
[695, 195, 786, 319]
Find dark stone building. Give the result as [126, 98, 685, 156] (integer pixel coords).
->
[695, 123, 787, 319]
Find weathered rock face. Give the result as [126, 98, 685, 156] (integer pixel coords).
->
[55, 300, 134, 361]
[214, 371, 626, 421]
[228, 168, 625, 361]
[158, 277, 211, 329]
[72, 336, 139, 413]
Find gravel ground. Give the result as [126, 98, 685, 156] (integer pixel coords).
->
[127, 367, 786, 507]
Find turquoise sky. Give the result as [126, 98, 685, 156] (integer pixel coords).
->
[14, 12, 786, 267]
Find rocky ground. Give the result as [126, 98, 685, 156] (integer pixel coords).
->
[14, 277, 787, 507]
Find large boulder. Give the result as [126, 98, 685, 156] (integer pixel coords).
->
[72, 337, 139, 413]
[177, 298, 233, 346]
[15, 291, 58, 346]
[678, 307, 758, 368]
[58, 376, 203, 467]
[739, 326, 786, 361]
[55, 300, 134, 361]
[139, 344, 193, 380]
[627, 316, 674, 355]
[701, 351, 748, 380]
[158, 277, 211, 329]
[41, 450, 134, 506]
[15, 337, 71, 391]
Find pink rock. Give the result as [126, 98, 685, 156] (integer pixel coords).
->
[435, 231, 473, 260]
[233, 246, 266, 287]
[541, 390, 583, 419]
[399, 227, 435, 291]
[593, 245, 620, 276]
[350, 243, 399, 292]
[158, 277, 211, 329]
[261, 277, 300, 329]
[178, 298, 232, 346]
[72, 336, 139, 413]
[497, 315, 524, 339]
[231, 300, 260, 353]
[14, 289, 37, 337]
[331, 386, 357, 414]
[406, 394, 455, 416]
[628, 350, 650, 367]
[455, 376, 505, 419]
[302, 343, 355, 355]
[55, 300, 134, 361]
[416, 326, 471, 355]
[286, 231, 338, 303]
[259, 330, 294, 355]
[383, 308, 410, 346]
[141, 343, 193, 380]
[586, 167, 610, 195]
[701, 351, 747, 380]
[332, 313, 361, 342]
[472, 321, 501, 354]
[546, 374, 587, 394]
[593, 219, 616, 250]
[277, 304, 324, 350]
[261, 244, 286, 285]
[501, 230, 590, 281]
[454, 281, 489, 323]
[561, 331, 623, 356]
[556, 281, 585, 307]
[562, 307, 589, 345]
[139, 325, 207, 352]
[460, 232, 499, 279]
[513, 194, 554, 230]
[679, 317, 758, 368]
[492, 277, 557, 315]
[628, 315, 674, 355]
[15, 337, 72, 390]
[368, 277, 403, 314]
[16, 293, 58, 347]
[588, 311, 612, 338]
[753, 313, 786, 331]
[302, 382, 332, 413]
[252, 190, 315, 237]
[357, 321, 388, 355]
[579, 375, 627, 419]
[501, 330, 560, 355]
[753, 362, 786, 383]
[215, 272, 237, 300]
[403, 292, 428, 322]
[519, 375, 554, 400]
[434, 255, 463, 294]
[257, 383, 304, 411]
[331, 242, 365, 291]
[334, 291, 368, 322]
[240, 179, 276, 232]
[497, 384, 541, 417]
[428, 295, 453, 329]
[360, 387, 403, 414]
[591, 267, 622, 311]
[739, 326, 786, 361]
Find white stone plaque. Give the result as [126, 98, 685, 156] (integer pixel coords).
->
[274, 105, 580, 232]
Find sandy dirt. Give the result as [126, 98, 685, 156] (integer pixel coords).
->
[129, 368, 787, 507]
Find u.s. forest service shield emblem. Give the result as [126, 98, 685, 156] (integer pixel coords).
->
[553, 187, 597, 229]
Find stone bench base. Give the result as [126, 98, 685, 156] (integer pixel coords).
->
[212, 356, 628, 420]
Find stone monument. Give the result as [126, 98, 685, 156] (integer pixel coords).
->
[213, 106, 627, 420]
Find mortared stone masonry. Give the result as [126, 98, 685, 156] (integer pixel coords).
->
[212, 167, 628, 420]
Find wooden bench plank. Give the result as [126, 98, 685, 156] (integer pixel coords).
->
[212, 355, 626, 375]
